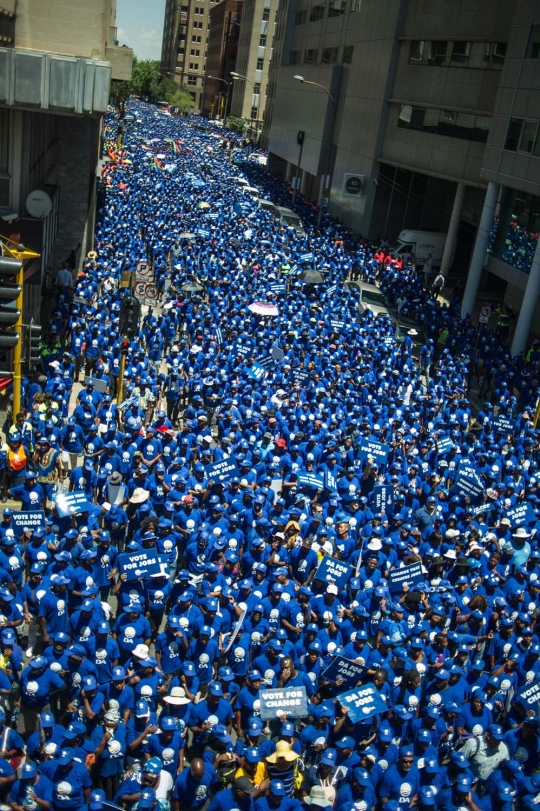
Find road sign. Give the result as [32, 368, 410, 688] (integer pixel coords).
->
[479, 304, 491, 324]
[134, 281, 158, 306]
[343, 174, 364, 196]
[135, 261, 152, 282]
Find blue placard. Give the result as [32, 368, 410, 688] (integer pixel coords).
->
[505, 503, 536, 528]
[315, 555, 353, 588]
[492, 415, 514, 434]
[258, 356, 275, 371]
[292, 369, 309, 385]
[330, 319, 346, 331]
[269, 283, 287, 295]
[118, 395, 139, 411]
[300, 252, 314, 263]
[451, 473, 484, 500]
[517, 678, 540, 708]
[54, 490, 94, 518]
[320, 655, 366, 690]
[204, 458, 240, 483]
[324, 469, 337, 492]
[271, 342, 284, 363]
[388, 562, 424, 594]
[214, 327, 223, 345]
[10, 510, 45, 534]
[372, 485, 393, 513]
[436, 436, 453, 456]
[259, 686, 308, 720]
[248, 363, 266, 382]
[357, 439, 391, 466]
[206, 212, 219, 219]
[297, 472, 325, 490]
[236, 344, 252, 358]
[338, 684, 387, 722]
[470, 503, 492, 517]
[118, 551, 170, 581]
[326, 284, 338, 296]
[197, 228, 210, 238]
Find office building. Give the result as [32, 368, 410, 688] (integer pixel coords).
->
[161, 0, 223, 111]
[229, 0, 278, 137]
[267, 0, 540, 348]
[0, 0, 132, 328]
[202, 0, 243, 119]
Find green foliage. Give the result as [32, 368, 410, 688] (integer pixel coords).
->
[226, 117, 248, 134]
[110, 56, 197, 115]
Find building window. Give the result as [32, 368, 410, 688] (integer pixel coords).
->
[294, 9, 306, 23]
[187, 76, 197, 85]
[409, 39, 507, 69]
[288, 50, 301, 65]
[309, 4, 324, 21]
[304, 48, 317, 64]
[256, 58, 264, 69]
[190, 49, 200, 56]
[342, 45, 354, 63]
[189, 62, 199, 70]
[398, 104, 491, 143]
[177, 47, 185, 54]
[192, 35, 201, 42]
[259, 34, 267, 46]
[350, 0, 361, 10]
[528, 24, 540, 58]
[505, 118, 540, 156]
[321, 46, 338, 64]
[263, 9, 270, 20]
[328, 0, 345, 16]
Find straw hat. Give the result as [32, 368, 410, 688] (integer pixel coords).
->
[266, 741, 299, 763]
[129, 488, 150, 504]
[163, 686, 191, 706]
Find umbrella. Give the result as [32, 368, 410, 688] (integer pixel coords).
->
[300, 269, 325, 284]
[248, 302, 279, 316]
[180, 281, 204, 292]
[178, 233, 196, 239]
[197, 202, 211, 209]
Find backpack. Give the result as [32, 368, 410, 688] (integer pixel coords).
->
[8, 446, 26, 471]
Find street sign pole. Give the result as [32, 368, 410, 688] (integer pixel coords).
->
[116, 352, 126, 407]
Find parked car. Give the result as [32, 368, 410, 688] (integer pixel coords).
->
[275, 207, 306, 236]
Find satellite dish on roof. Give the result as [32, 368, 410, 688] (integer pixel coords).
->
[26, 190, 52, 219]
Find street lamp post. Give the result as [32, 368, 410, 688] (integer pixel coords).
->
[231, 72, 257, 143]
[208, 76, 231, 124]
[294, 75, 337, 231]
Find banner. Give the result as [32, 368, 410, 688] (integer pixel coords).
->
[315, 555, 353, 588]
[259, 686, 308, 720]
[300, 252, 314, 263]
[337, 684, 387, 722]
[269, 283, 287, 295]
[505, 503, 536, 528]
[388, 562, 424, 594]
[54, 491, 94, 518]
[372, 485, 394, 513]
[451, 472, 484, 500]
[257, 356, 275, 372]
[10, 510, 45, 534]
[297, 472, 324, 490]
[320, 655, 366, 690]
[118, 551, 170, 581]
[330, 319, 346, 331]
[196, 229, 211, 238]
[235, 344, 252, 359]
[204, 458, 239, 484]
[357, 439, 391, 466]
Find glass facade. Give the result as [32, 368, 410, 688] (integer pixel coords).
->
[488, 187, 540, 274]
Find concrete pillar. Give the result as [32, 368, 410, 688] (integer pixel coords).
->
[511, 237, 540, 356]
[440, 181, 466, 277]
[461, 181, 500, 318]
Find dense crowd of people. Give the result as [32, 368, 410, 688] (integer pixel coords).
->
[0, 100, 539, 811]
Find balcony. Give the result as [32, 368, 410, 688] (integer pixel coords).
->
[0, 47, 111, 114]
[258, 45, 266, 59]
[255, 68, 262, 83]
[261, 20, 268, 35]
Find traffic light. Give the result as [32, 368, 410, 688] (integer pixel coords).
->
[120, 339, 130, 356]
[0, 257, 22, 349]
[119, 294, 141, 339]
[26, 321, 42, 369]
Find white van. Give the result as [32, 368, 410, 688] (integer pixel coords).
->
[276, 207, 306, 236]
[393, 230, 448, 266]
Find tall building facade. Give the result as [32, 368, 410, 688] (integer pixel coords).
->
[161, 0, 223, 111]
[229, 0, 279, 137]
[0, 0, 131, 329]
[266, 0, 540, 347]
[202, 0, 243, 118]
